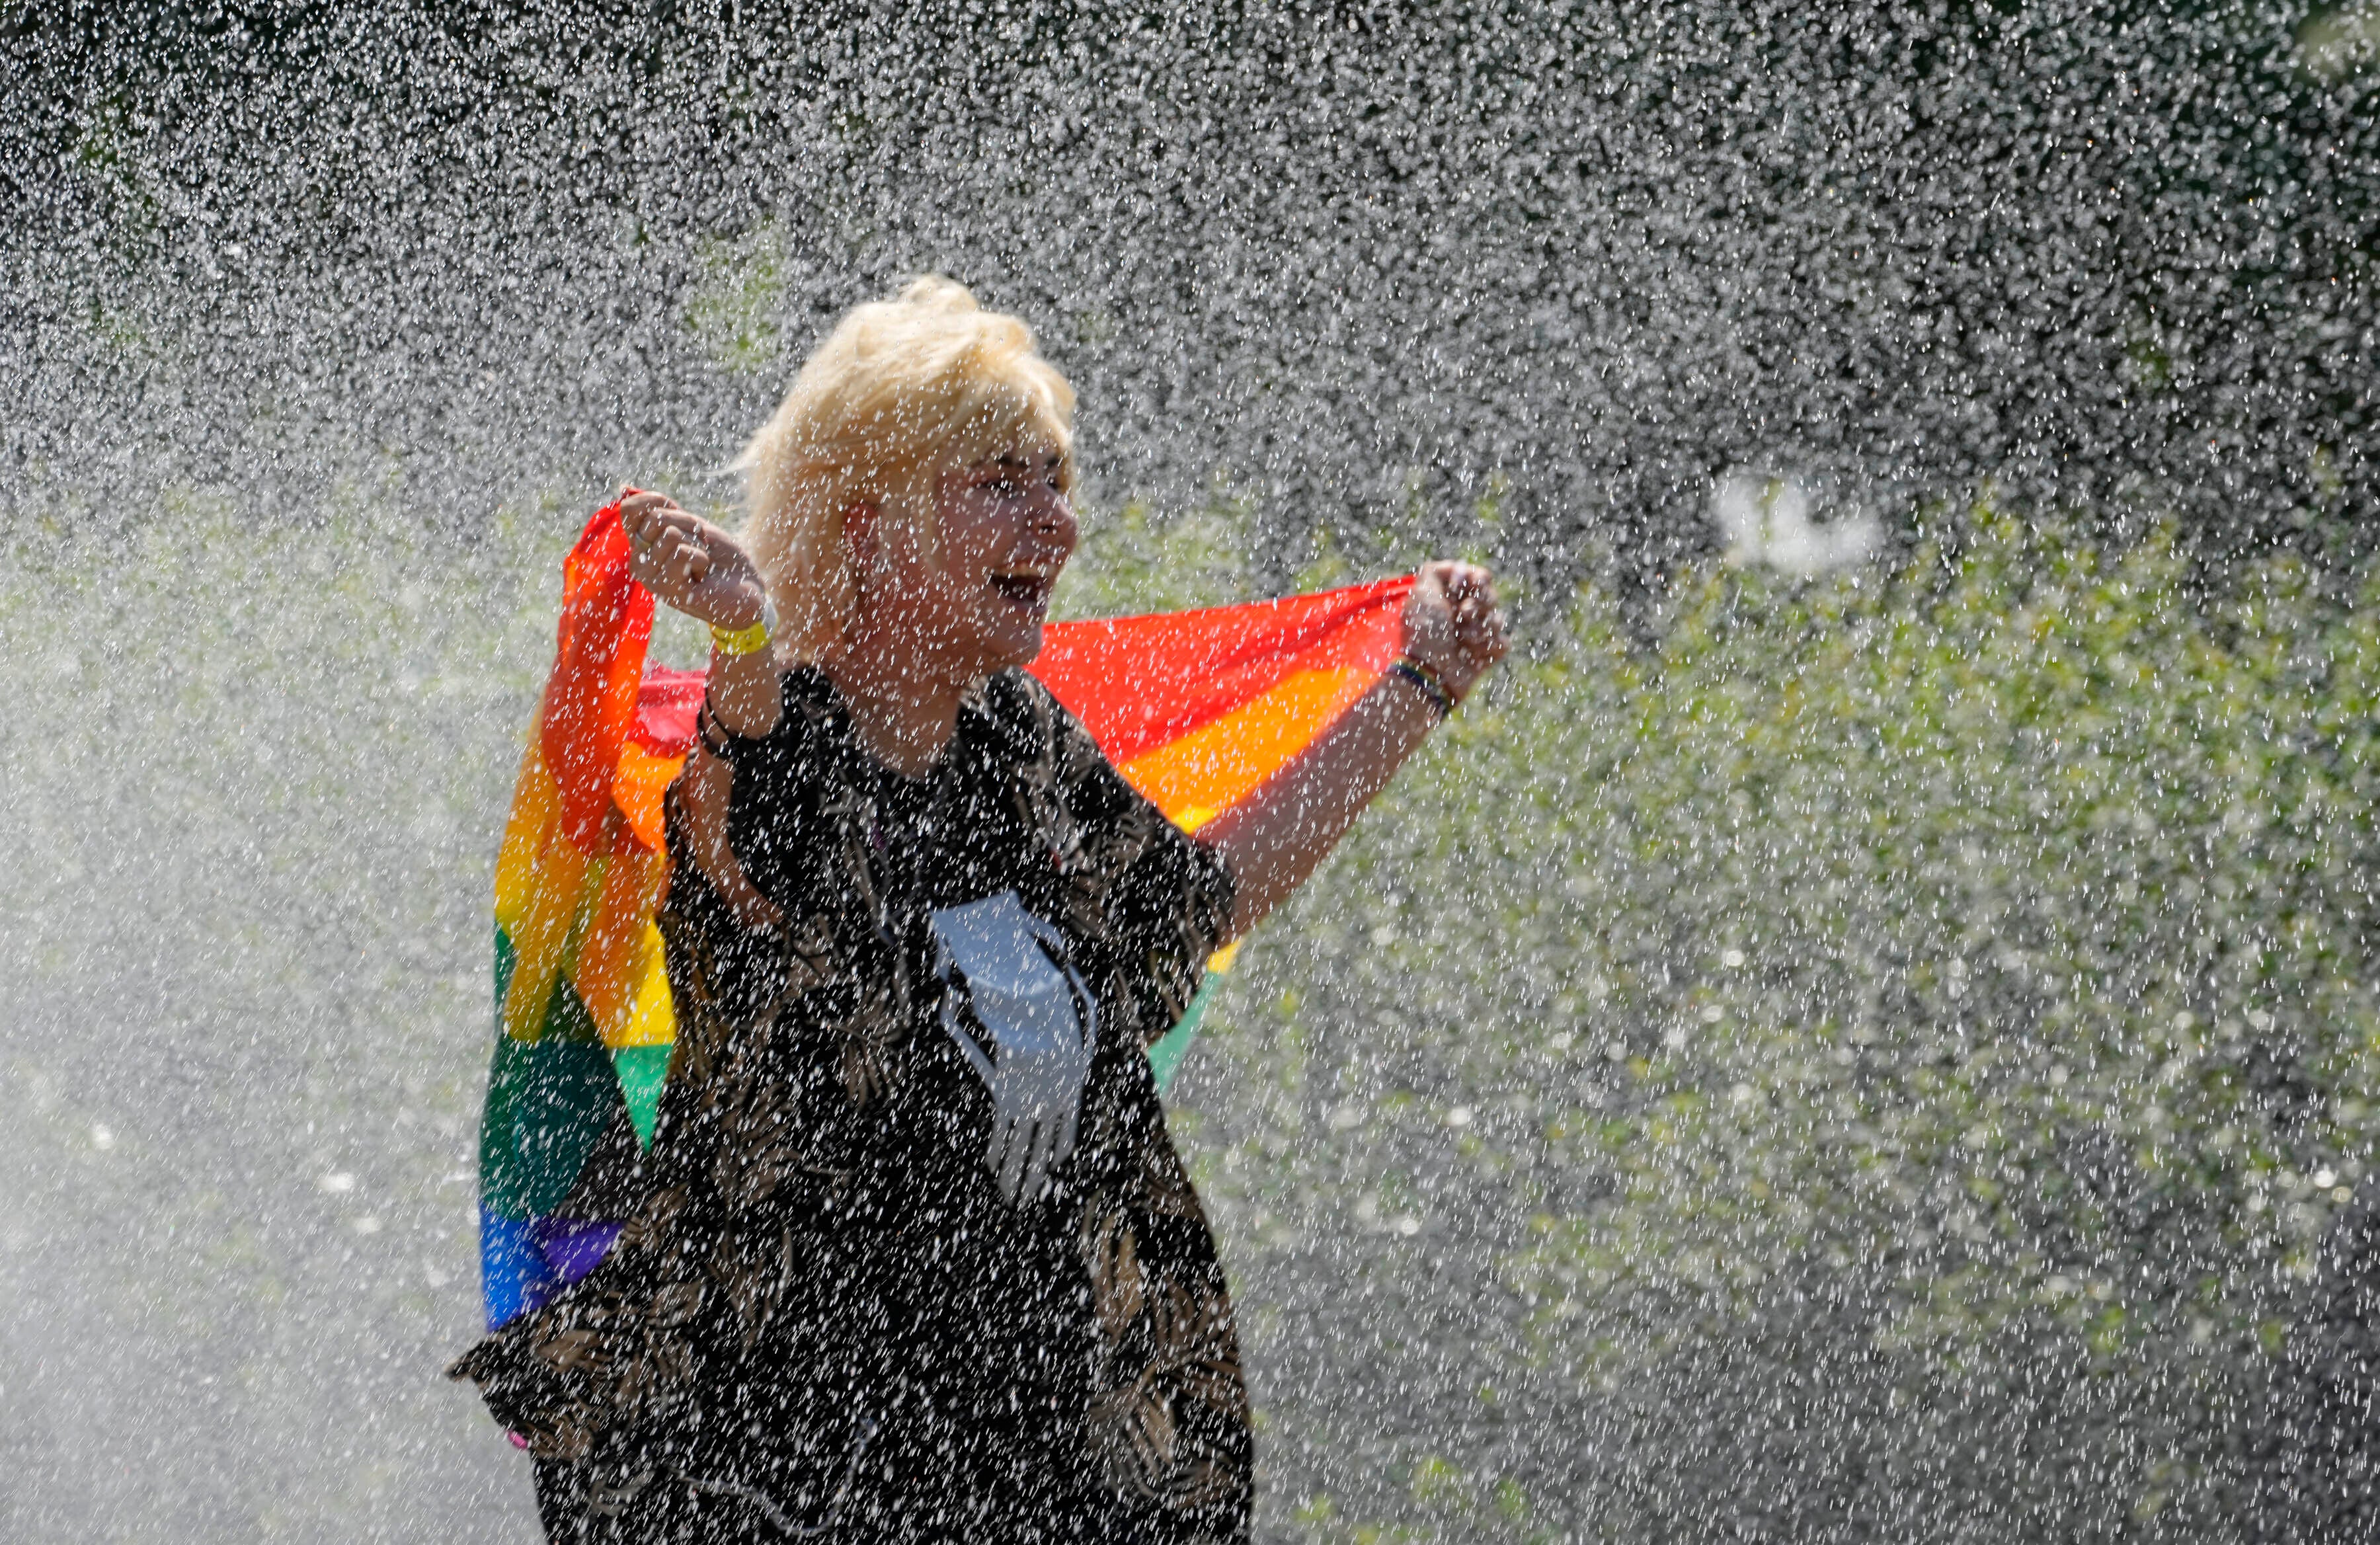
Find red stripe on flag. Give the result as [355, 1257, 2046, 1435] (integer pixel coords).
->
[632, 670, 707, 757]
[541, 503, 654, 849]
[1029, 576, 1413, 764]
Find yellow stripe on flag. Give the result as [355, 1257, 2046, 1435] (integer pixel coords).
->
[604, 924, 678, 1050]
[493, 737, 560, 937]
[500, 819, 592, 1044]
[573, 841, 669, 1040]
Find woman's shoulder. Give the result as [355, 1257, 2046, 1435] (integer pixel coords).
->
[688, 666, 848, 825]
[712, 664, 839, 766]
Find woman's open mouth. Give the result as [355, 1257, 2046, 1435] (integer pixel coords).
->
[988, 573, 1055, 614]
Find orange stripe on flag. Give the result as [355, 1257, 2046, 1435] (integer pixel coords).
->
[612, 744, 685, 855]
[1119, 666, 1376, 830]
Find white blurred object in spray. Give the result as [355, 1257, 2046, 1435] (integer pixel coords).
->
[1714, 472, 1880, 576]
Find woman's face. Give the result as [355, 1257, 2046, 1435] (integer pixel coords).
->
[861, 443, 1078, 681]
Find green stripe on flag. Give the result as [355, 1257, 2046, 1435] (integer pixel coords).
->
[612, 1044, 672, 1150]
[1148, 969, 1219, 1093]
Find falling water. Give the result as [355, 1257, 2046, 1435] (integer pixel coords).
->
[4, 5, 2376, 1540]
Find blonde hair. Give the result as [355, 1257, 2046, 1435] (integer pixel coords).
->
[735, 276, 1077, 659]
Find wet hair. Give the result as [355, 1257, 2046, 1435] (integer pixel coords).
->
[734, 276, 1077, 659]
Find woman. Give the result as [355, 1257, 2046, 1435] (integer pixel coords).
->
[452, 278, 1507, 1544]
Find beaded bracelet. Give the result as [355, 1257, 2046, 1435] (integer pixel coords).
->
[696, 701, 738, 759]
[1388, 654, 1456, 717]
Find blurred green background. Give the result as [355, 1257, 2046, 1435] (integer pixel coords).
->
[9, 488, 2374, 1540]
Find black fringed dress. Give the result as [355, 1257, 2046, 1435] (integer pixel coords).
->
[450, 666, 1251, 1544]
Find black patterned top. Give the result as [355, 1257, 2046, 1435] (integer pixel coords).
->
[450, 666, 1249, 1544]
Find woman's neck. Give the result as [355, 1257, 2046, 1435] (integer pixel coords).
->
[821, 635, 968, 777]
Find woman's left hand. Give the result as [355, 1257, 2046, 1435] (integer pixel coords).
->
[1402, 560, 1510, 704]
[1203, 558, 1511, 937]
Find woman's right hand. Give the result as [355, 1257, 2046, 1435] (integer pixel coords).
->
[621, 489, 769, 631]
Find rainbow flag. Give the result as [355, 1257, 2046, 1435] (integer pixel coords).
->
[478, 502, 1412, 1329]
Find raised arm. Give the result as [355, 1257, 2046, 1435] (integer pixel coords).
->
[621, 489, 787, 930]
[621, 489, 783, 740]
[1197, 560, 1508, 939]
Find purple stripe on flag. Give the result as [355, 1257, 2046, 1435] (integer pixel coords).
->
[532, 1218, 625, 1286]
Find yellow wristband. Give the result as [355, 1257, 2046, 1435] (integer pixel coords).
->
[710, 598, 777, 657]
